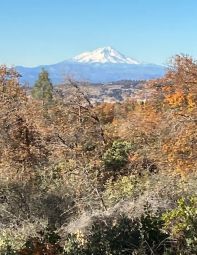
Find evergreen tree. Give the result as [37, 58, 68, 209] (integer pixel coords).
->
[32, 68, 53, 103]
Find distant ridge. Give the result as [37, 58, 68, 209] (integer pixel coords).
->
[16, 47, 166, 85]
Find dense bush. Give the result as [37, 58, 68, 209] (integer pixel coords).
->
[102, 141, 133, 170]
[162, 196, 197, 254]
[63, 209, 171, 255]
[104, 175, 137, 205]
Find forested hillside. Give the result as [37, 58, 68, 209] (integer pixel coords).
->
[0, 55, 196, 254]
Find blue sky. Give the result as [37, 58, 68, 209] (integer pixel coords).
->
[0, 0, 197, 66]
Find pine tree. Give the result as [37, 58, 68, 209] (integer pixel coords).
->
[32, 68, 53, 103]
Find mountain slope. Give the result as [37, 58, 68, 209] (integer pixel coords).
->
[72, 46, 140, 64]
[16, 47, 166, 85]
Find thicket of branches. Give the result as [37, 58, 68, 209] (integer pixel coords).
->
[0, 55, 196, 254]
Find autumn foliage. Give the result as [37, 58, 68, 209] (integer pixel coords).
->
[0, 55, 197, 254]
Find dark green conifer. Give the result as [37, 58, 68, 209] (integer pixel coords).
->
[32, 68, 53, 103]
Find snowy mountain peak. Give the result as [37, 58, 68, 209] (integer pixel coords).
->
[71, 46, 140, 64]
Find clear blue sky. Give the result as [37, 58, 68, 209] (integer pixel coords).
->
[1, 0, 197, 66]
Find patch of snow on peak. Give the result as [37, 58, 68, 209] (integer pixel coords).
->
[72, 46, 140, 65]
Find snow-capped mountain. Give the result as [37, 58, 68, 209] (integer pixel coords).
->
[16, 47, 166, 85]
[72, 46, 140, 64]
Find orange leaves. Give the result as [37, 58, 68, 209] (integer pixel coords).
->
[96, 102, 115, 123]
[187, 93, 196, 110]
[146, 55, 197, 112]
[162, 123, 196, 174]
[104, 55, 197, 176]
[164, 89, 185, 107]
[163, 87, 196, 110]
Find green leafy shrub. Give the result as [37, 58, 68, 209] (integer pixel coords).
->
[102, 141, 133, 170]
[104, 175, 137, 205]
[0, 226, 32, 254]
[0, 243, 16, 255]
[162, 196, 197, 253]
